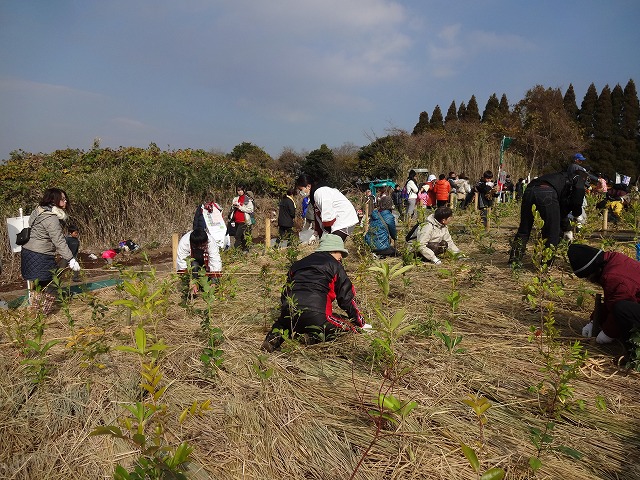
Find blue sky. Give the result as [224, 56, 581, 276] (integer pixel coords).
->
[1, 0, 639, 161]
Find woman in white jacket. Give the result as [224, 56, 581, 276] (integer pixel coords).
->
[405, 170, 420, 219]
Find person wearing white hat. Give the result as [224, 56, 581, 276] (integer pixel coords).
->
[262, 234, 364, 351]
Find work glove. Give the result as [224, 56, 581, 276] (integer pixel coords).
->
[69, 258, 81, 272]
[361, 323, 374, 332]
[581, 321, 593, 337]
[433, 258, 442, 265]
[308, 233, 318, 245]
[596, 330, 614, 344]
[563, 231, 574, 242]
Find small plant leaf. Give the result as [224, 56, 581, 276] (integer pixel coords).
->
[461, 443, 480, 472]
[528, 456, 542, 471]
[479, 467, 505, 480]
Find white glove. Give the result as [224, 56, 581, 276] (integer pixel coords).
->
[596, 330, 614, 344]
[433, 258, 442, 265]
[308, 234, 318, 245]
[581, 321, 593, 337]
[69, 258, 81, 272]
[485, 181, 494, 188]
[362, 323, 374, 332]
[563, 231, 574, 242]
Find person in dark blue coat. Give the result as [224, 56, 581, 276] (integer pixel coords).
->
[364, 196, 398, 258]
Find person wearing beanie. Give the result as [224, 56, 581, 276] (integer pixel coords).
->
[262, 234, 365, 352]
[364, 196, 398, 258]
[568, 243, 640, 351]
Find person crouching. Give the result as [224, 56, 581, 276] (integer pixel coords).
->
[176, 228, 222, 297]
[262, 234, 364, 351]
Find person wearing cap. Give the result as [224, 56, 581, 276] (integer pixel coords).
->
[568, 243, 640, 353]
[568, 153, 588, 176]
[508, 169, 586, 264]
[364, 196, 398, 258]
[295, 174, 359, 242]
[262, 234, 364, 352]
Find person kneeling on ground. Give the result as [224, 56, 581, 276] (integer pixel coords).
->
[364, 196, 398, 258]
[407, 206, 461, 265]
[262, 234, 364, 352]
[176, 228, 222, 296]
[568, 243, 640, 359]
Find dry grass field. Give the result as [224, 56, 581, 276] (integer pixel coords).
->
[1, 201, 639, 480]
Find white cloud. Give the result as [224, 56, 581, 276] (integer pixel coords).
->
[426, 24, 536, 78]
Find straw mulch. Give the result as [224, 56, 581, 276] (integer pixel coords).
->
[1, 209, 639, 480]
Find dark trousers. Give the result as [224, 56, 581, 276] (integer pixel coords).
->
[234, 222, 248, 251]
[276, 226, 296, 245]
[613, 301, 640, 342]
[510, 186, 569, 261]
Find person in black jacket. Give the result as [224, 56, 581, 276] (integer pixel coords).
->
[275, 188, 297, 247]
[508, 170, 586, 264]
[262, 234, 364, 351]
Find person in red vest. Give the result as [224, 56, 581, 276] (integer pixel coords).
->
[229, 184, 254, 252]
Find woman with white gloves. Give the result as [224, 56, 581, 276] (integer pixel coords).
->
[21, 188, 80, 289]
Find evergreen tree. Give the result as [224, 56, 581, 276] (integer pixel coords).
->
[621, 79, 640, 177]
[498, 94, 510, 115]
[482, 93, 500, 122]
[588, 85, 616, 176]
[563, 84, 579, 121]
[579, 83, 598, 138]
[302, 144, 333, 185]
[457, 101, 467, 120]
[445, 101, 458, 125]
[429, 105, 444, 129]
[465, 95, 481, 122]
[412, 111, 429, 135]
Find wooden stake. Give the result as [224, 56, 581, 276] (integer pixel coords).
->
[265, 218, 271, 248]
[172, 233, 179, 271]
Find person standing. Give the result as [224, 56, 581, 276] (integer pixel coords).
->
[391, 184, 404, 215]
[508, 170, 586, 264]
[229, 185, 254, 252]
[474, 171, 496, 227]
[261, 234, 364, 351]
[295, 174, 358, 241]
[276, 188, 297, 247]
[434, 173, 452, 207]
[404, 170, 420, 220]
[21, 188, 81, 308]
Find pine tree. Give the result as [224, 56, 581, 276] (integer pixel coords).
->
[588, 85, 616, 176]
[482, 93, 500, 122]
[430, 105, 444, 129]
[498, 94, 510, 115]
[465, 95, 481, 122]
[579, 83, 598, 138]
[445, 101, 458, 125]
[412, 111, 429, 135]
[563, 84, 579, 121]
[457, 101, 467, 120]
[622, 79, 640, 177]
